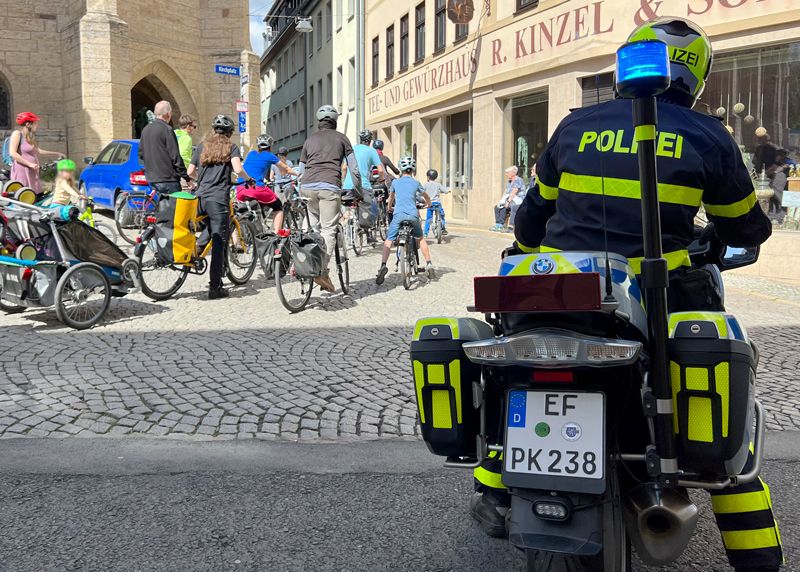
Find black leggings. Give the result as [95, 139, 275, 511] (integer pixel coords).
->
[199, 197, 229, 290]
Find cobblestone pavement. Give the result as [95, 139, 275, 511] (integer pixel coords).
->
[1, 225, 799, 439]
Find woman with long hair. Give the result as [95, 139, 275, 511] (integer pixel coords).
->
[9, 112, 64, 194]
[187, 115, 255, 300]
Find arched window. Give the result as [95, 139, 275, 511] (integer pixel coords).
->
[0, 74, 11, 130]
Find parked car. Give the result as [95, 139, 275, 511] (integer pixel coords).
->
[79, 140, 149, 209]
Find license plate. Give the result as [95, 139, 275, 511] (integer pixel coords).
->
[503, 391, 605, 493]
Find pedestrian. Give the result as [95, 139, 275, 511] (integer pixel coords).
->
[140, 101, 192, 198]
[174, 114, 198, 170]
[187, 115, 256, 300]
[296, 105, 362, 293]
[8, 112, 63, 194]
[491, 166, 525, 232]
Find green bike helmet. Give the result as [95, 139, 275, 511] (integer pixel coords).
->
[627, 17, 712, 108]
[57, 159, 76, 171]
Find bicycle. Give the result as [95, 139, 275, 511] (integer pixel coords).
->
[79, 197, 117, 243]
[395, 220, 418, 290]
[373, 186, 389, 240]
[342, 200, 366, 256]
[429, 201, 444, 244]
[274, 203, 350, 312]
[115, 188, 159, 245]
[135, 199, 258, 301]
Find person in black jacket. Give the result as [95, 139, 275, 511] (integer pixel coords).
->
[140, 101, 192, 197]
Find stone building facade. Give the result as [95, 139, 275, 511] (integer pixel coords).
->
[0, 0, 260, 168]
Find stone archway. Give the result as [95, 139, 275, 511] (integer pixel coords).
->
[130, 60, 198, 138]
[0, 71, 13, 131]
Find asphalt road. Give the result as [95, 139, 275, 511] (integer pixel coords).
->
[0, 435, 797, 572]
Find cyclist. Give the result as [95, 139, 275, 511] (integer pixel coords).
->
[271, 146, 295, 198]
[475, 18, 781, 572]
[236, 134, 292, 231]
[297, 105, 362, 292]
[422, 169, 449, 237]
[375, 156, 435, 284]
[373, 139, 400, 188]
[344, 129, 383, 243]
[187, 115, 256, 300]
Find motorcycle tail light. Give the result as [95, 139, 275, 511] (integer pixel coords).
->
[532, 370, 574, 383]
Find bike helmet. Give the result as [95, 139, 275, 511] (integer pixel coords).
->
[277, 146, 289, 156]
[16, 112, 40, 125]
[57, 159, 76, 171]
[373, 139, 384, 151]
[627, 17, 712, 108]
[212, 114, 235, 134]
[426, 169, 438, 180]
[316, 105, 340, 121]
[256, 134, 274, 149]
[398, 156, 416, 173]
[358, 129, 373, 143]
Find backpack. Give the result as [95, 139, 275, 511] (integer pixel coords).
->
[2, 136, 14, 166]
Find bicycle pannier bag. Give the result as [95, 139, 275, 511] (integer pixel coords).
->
[289, 232, 326, 278]
[357, 202, 377, 230]
[155, 192, 198, 265]
[410, 317, 494, 458]
[668, 312, 755, 477]
[255, 232, 280, 278]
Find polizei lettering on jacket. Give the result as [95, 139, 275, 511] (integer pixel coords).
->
[578, 130, 685, 159]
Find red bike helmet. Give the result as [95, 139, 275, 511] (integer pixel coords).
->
[16, 112, 40, 125]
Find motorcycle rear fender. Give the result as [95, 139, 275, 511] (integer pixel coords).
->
[508, 489, 603, 556]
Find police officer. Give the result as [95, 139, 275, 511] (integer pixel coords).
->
[472, 18, 782, 572]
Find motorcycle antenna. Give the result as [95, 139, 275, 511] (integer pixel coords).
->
[596, 74, 616, 303]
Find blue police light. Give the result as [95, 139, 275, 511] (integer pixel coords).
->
[615, 40, 671, 99]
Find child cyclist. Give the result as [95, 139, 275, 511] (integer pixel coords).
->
[423, 169, 449, 237]
[376, 156, 435, 284]
[50, 159, 86, 207]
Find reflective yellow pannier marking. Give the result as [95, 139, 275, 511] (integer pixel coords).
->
[558, 173, 703, 207]
[668, 312, 729, 338]
[428, 364, 445, 384]
[413, 318, 459, 340]
[685, 367, 709, 391]
[449, 360, 462, 423]
[634, 124, 657, 142]
[704, 191, 758, 218]
[172, 196, 199, 265]
[716, 362, 730, 438]
[712, 490, 772, 514]
[670, 361, 681, 434]
[538, 181, 559, 200]
[721, 527, 780, 551]
[413, 360, 426, 424]
[687, 396, 714, 443]
[431, 390, 453, 429]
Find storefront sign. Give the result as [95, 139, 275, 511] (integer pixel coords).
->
[367, 0, 799, 121]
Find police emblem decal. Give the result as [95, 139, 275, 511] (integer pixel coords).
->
[561, 422, 582, 442]
[532, 258, 555, 275]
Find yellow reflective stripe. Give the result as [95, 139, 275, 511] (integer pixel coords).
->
[721, 527, 780, 551]
[627, 250, 691, 274]
[668, 311, 729, 338]
[413, 318, 460, 341]
[449, 360, 462, 424]
[515, 242, 540, 254]
[687, 396, 714, 443]
[712, 491, 772, 514]
[538, 181, 559, 200]
[634, 124, 657, 142]
[559, 173, 703, 207]
[428, 364, 445, 384]
[413, 361, 426, 424]
[431, 390, 452, 429]
[474, 466, 507, 489]
[685, 367, 709, 391]
[670, 361, 681, 434]
[703, 191, 758, 218]
[715, 362, 730, 438]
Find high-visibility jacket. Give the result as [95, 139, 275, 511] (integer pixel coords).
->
[515, 99, 772, 274]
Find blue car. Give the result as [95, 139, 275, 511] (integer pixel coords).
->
[79, 139, 149, 209]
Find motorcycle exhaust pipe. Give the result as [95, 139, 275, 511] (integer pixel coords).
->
[623, 482, 699, 566]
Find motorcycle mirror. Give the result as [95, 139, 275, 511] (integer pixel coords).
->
[615, 40, 671, 100]
[720, 245, 759, 270]
[83, 156, 94, 165]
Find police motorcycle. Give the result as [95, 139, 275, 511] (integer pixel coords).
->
[410, 41, 765, 571]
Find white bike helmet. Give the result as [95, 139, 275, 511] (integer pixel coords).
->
[398, 156, 416, 173]
[256, 134, 274, 149]
[316, 105, 340, 121]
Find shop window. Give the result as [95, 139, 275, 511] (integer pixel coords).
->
[455, 23, 468, 43]
[400, 14, 410, 72]
[516, 0, 539, 13]
[0, 74, 11, 129]
[371, 37, 380, 86]
[511, 91, 549, 181]
[580, 73, 615, 107]
[434, 0, 446, 53]
[415, 3, 426, 63]
[386, 25, 395, 79]
[399, 122, 413, 157]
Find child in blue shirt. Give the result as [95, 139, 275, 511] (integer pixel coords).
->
[376, 156, 435, 284]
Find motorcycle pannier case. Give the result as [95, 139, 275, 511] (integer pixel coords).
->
[410, 317, 493, 457]
[155, 192, 198, 265]
[668, 312, 755, 477]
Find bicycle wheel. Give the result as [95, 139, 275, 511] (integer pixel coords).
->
[335, 227, 350, 294]
[399, 245, 411, 290]
[434, 212, 443, 244]
[94, 221, 118, 244]
[274, 256, 313, 313]
[115, 194, 152, 246]
[54, 262, 111, 330]
[226, 219, 258, 285]
[377, 207, 388, 241]
[352, 219, 364, 257]
[136, 234, 189, 301]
